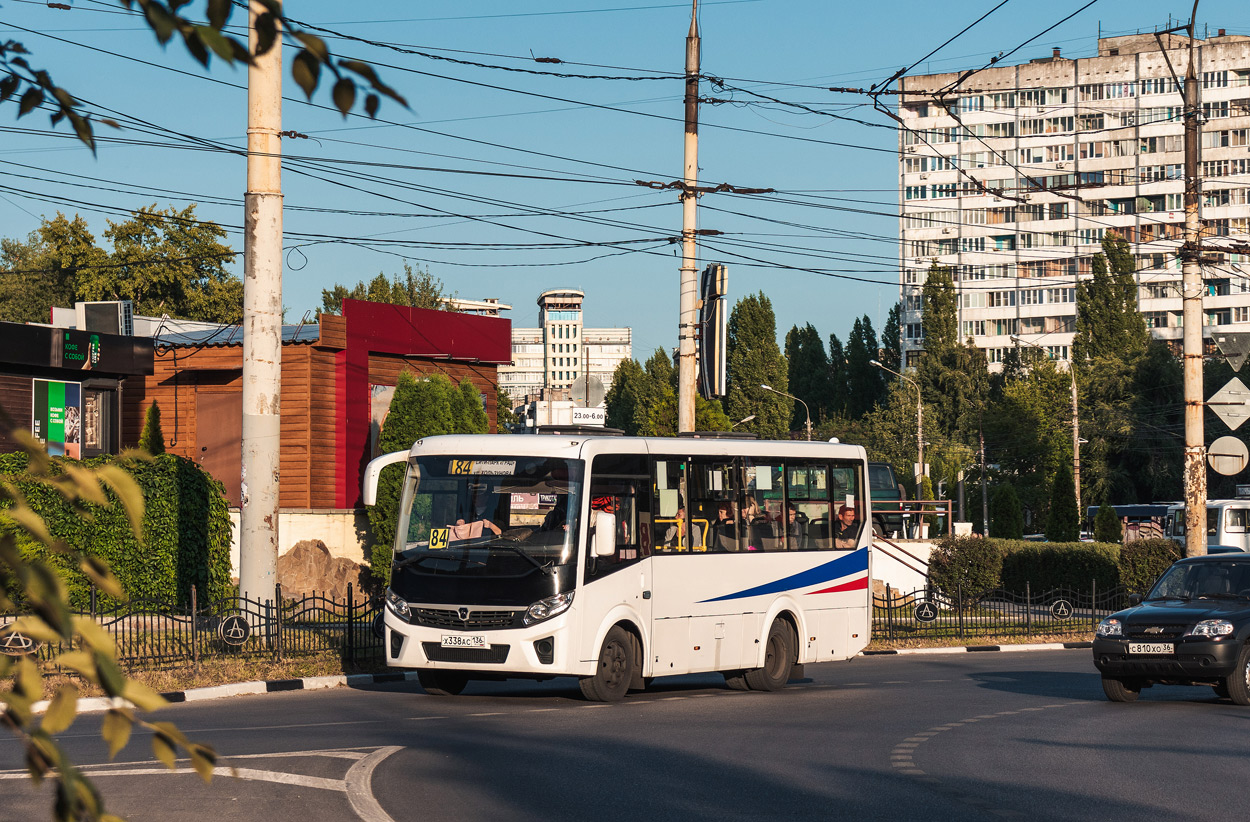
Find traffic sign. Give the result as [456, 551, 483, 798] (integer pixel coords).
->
[1215, 332, 1250, 372]
[1209, 436, 1250, 476]
[1208, 378, 1250, 431]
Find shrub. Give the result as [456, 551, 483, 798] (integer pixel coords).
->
[927, 535, 1003, 600]
[1094, 502, 1122, 544]
[138, 401, 166, 455]
[0, 451, 232, 608]
[1044, 463, 1079, 542]
[1119, 537, 1183, 594]
[990, 483, 1024, 539]
[999, 540, 1120, 596]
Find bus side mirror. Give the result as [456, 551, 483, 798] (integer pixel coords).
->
[593, 512, 616, 557]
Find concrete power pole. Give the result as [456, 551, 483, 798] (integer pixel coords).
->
[240, 0, 284, 601]
[1181, 8, 1208, 556]
[677, 0, 700, 434]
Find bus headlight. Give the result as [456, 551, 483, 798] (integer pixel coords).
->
[524, 591, 574, 626]
[385, 588, 411, 621]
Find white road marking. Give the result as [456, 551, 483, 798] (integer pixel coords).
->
[345, 746, 403, 822]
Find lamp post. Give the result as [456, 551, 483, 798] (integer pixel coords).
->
[760, 384, 811, 440]
[1011, 336, 1081, 511]
[731, 414, 756, 430]
[870, 360, 923, 495]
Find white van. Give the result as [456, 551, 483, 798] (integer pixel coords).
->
[1167, 500, 1250, 551]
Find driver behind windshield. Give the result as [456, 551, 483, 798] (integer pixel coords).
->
[449, 481, 502, 541]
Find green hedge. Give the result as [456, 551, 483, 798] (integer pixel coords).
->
[928, 535, 1004, 599]
[0, 452, 233, 609]
[999, 540, 1120, 595]
[1119, 538, 1183, 594]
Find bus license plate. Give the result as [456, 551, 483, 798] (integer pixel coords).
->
[1128, 642, 1173, 655]
[441, 634, 489, 649]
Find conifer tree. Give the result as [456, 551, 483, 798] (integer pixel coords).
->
[138, 401, 166, 455]
[1045, 461, 1080, 542]
[1094, 501, 1123, 544]
[785, 323, 830, 429]
[990, 483, 1025, 539]
[726, 292, 790, 439]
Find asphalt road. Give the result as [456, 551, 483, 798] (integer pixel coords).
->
[2, 649, 1248, 822]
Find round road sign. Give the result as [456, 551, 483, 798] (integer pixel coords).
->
[1209, 436, 1249, 476]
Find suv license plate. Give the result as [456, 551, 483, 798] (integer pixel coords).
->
[441, 634, 489, 649]
[1128, 642, 1173, 655]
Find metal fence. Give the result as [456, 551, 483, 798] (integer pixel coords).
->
[874, 580, 1130, 642]
[3, 584, 384, 667]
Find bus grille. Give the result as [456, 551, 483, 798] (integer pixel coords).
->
[422, 643, 511, 664]
[413, 608, 519, 630]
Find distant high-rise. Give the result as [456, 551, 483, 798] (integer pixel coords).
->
[498, 288, 632, 403]
[898, 31, 1250, 368]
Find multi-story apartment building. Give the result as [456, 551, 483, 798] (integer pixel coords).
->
[497, 288, 632, 405]
[898, 31, 1250, 368]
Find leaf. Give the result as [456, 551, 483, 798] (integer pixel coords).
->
[182, 28, 210, 67]
[14, 657, 40, 701]
[147, 721, 190, 748]
[95, 465, 145, 539]
[72, 615, 117, 654]
[292, 32, 329, 62]
[150, 732, 176, 770]
[0, 73, 19, 102]
[365, 94, 379, 119]
[195, 24, 236, 63]
[17, 86, 43, 117]
[206, 0, 232, 29]
[63, 464, 108, 507]
[5, 504, 54, 545]
[291, 50, 320, 99]
[331, 78, 355, 115]
[101, 708, 134, 759]
[41, 683, 79, 735]
[253, 12, 278, 57]
[189, 744, 217, 783]
[9, 615, 63, 644]
[141, 1, 177, 43]
[68, 110, 96, 154]
[94, 650, 126, 698]
[53, 650, 98, 681]
[80, 555, 124, 601]
[339, 60, 378, 84]
[120, 679, 167, 713]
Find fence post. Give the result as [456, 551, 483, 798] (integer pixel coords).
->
[90, 586, 96, 619]
[191, 584, 199, 676]
[1091, 578, 1097, 634]
[1026, 581, 1032, 637]
[957, 580, 964, 641]
[347, 582, 355, 662]
[275, 584, 284, 662]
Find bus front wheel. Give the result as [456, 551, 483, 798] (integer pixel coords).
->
[580, 626, 634, 702]
[744, 620, 795, 691]
[418, 669, 469, 696]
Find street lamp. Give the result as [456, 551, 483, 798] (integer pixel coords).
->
[731, 414, 756, 430]
[760, 384, 811, 440]
[870, 360, 924, 495]
[1011, 336, 1081, 510]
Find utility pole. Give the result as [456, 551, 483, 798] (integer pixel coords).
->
[677, 0, 700, 433]
[1070, 368, 1081, 510]
[240, 0, 283, 602]
[980, 425, 989, 537]
[1181, 4, 1207, 556]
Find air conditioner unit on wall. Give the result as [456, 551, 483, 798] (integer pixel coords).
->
[75, 300, 134, 336]
[920, 173, 930, 180]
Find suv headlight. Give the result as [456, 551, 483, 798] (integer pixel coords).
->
[1096, 617, 1123, 637]
[385, 588, 411, 621]
[1185, 619, 1234, 637]
[524, 591, 574, 626]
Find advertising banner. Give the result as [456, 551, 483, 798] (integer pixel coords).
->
[32, 379, 82, 458]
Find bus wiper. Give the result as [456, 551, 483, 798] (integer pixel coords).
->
[500, 544, 553, 573]
[394, 551, 485, 570]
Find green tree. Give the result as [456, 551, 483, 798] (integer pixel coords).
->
[367, 372, 458, 583]
[320, 264, 449, 315]
[827, 332, 847, 418]
[726, 292, 790, 440]
[990, 483, 1025, 539]
[845, 316, 885, 418]
[785, 323, 831, 430]
[916, 263, 988, 442]
[451, 378, 489, 435]
[2, 0, 405, 152]
[0, 214, 108, 324]
[1045, 461, 1080, 542]
[74, 205, 242, 323]
[1073, 232, 1148, 364]
[1094, 501, 1123, 543]
[880, 301, 903, 375]
[495, 387, 518, 430]
[605, 358, 649, 435]
[138, 402, 166, 455]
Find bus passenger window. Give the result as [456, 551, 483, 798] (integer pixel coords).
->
[744, 461, 784, 551]
[787, 464, 830, 550]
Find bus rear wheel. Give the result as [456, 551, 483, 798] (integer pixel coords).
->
[418, 669, 469, 696]
[580, 626, 633, 702]
[744, 620, 795, 691]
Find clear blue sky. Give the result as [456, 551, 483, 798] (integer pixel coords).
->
[1, 0, 1244, 360]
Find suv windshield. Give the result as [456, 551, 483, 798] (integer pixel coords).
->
[1147, 560, 1250, 601]
[395, 455, 583, 577]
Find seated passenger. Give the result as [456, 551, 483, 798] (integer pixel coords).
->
[834, 504, 860, 549]
[662, 506, 704, 551]
[448, 516, 501, 541]
[783, 503, 808, 550]
[713, 501, 741, 551]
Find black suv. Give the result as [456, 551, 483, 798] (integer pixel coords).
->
[1093, 554, 1250, 704]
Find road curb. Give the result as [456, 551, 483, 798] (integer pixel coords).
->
[862, 641, 1092, 656]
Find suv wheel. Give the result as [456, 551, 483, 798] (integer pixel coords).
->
[1101, 676, 1141, 703]
[1225, 645, 1250, 706]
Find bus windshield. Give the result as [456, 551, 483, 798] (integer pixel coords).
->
[395, 455, 584, 577]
